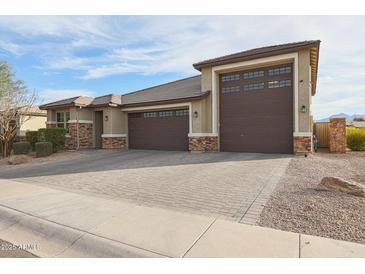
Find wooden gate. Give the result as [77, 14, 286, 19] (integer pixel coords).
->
[315, 122, 330, 148]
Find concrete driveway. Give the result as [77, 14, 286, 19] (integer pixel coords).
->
[0, 150, 291, 224]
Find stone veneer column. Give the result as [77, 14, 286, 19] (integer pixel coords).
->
[102, 136, 127, 149]
[66, 122, 93, 150]
[293, 136, 312, 154]
[329, 118, 347, 153]
[188, 135, 218, 152]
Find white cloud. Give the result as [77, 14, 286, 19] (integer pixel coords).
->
[37, 89, 96, 104]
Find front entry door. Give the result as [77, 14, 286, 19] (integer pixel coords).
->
[94, 111, 103, 148]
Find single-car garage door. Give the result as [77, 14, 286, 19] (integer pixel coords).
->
[128, 108, 189, 151]
[220, 63, 293, 154]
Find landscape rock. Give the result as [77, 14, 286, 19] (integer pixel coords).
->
[8, 155, 30, 165]
[320, 176, 365, 197]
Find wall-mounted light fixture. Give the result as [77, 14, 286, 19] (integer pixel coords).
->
[104, 115, 109, 121]
[193, 111, 198, 118]
[301, 105, 307, 113]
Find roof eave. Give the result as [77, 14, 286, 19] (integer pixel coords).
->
[121, 91, 210, 109]
[39, 102, 89, 110]
[311, 42, 321, 96]
[193, 42, 321, 71]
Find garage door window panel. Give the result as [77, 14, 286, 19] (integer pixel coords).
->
[221, 74, 240, 82]
[221, 86, 241, 94]
[268, 79, 292, 89]
[159, 111, 173, 117]
[144, 112, 157, 118]
[176, 109, 189, 116]
[268, 66, 291, 76]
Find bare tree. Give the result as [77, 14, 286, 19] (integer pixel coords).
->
[0, 62, 37, 157]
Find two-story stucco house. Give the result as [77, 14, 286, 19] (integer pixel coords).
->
[40, 40, 320, 154]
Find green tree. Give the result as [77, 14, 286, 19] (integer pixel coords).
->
[0, 62, 37, 157]
[353, 116, 365, 122]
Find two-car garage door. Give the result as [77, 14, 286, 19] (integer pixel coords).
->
[128, 109, 189, 151]
[219, 63, 294, 154]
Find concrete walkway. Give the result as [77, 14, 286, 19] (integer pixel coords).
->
[0, 179, 364, 258]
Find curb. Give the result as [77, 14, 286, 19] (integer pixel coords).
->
[0, 206, 164, 258]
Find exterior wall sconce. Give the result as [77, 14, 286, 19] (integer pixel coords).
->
[104, 115, 109, 121]
[193, 111, 198, 118]
[301, 105, 307, 113]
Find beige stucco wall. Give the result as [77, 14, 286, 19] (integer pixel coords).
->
[19, 115, 47, 135]
[297, 49, 312, 132]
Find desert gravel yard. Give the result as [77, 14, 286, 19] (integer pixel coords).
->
[259, 151, 365, 244]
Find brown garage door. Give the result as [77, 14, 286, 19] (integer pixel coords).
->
[220, 63, 293, 154]
[128, 109, 189, 151]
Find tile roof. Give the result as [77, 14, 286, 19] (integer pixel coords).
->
[39, 76, 204, 109]
[121, 75, 203, 106]
[193, 40, 321, 70]
[39, 96, 93, 109]
[89, 94, 122, 107]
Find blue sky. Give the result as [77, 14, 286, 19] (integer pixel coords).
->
[0, 16, 364, 119]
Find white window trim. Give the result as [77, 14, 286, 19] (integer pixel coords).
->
[122, 102, 193, 134]
[68, 120, 93, 124]
[101, 134, 127, 138]
[211, 52, 299, 135]
[188, 133, 218, 137]
[56, 111, 71, 129]
[293, 132, 312, 137]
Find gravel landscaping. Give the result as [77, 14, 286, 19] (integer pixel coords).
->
[259, 150, 365, 244]
[0, 150, 85, 169]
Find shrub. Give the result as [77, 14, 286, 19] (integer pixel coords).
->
[26, 131, 39, 151]
[347, 127, 365, 151]
[38, 128, 67, 152]
[35, 142, 53, 157]
[12, 141, 31, 155]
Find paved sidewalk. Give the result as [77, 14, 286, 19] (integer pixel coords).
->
[0, 179, 364, 258]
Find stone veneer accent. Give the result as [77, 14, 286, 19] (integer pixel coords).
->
[293, 136, 312, 154]
[102, 137, 127, 149]
[189, 136, 218, 152]
[65, 122, 93, 150]
[329, 118, 347, 153]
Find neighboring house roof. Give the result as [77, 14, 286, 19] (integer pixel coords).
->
[89, 94, 122, 107]
[121, 75, 207, 107]
[39, 96, 93, 109]
[347, 121, 365, 128]
[18, 106, 47, 116]
[193, 40, 321, 95]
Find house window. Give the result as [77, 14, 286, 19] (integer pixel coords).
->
[221, 74, 240, 82]
[159, 111, 173, 117]
[176, 109, 189, 116]
[143, 112, 157, 118]
[221, 86, 240, 94]
[268, 79, 292, 89]
[56, 111, 70, 130]
[268, 66, 291, 76]
[244, 82, 265, 91]
[243, 70, 264, 79]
